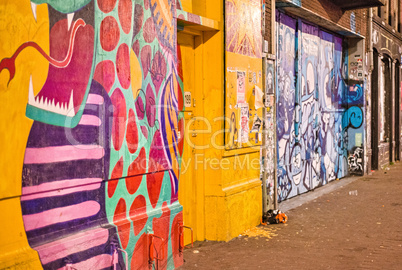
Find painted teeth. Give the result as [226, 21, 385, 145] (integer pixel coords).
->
[30, 2, 37, 21]
[28, 75, 35, 104]
[67, 91, 75, 117]
[28, 78, 76, 117]
[67, 13, 74, 31]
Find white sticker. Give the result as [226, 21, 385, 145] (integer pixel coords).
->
[184, 92, 192, 107]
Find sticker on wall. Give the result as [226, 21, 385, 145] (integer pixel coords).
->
[237, 71, 246, 104]
[251, 115, 262, 133]
[184, 91, 192, 107]
[266, 59, 275, 95]
[254, 85, 264, 109]
[239, 103, 249, 143]
[355, 133, 362, 146]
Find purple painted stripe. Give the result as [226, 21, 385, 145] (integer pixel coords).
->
[24, 145, 104, 164]
[57, 254, 113, 270]
[23, 201, 101, 231]
[86, 93, 104, 105]
[21, 182, 101, 201]
[36, 227, 109, 265]
[22, 178, 102, 195]
[78, 114, 102, 126]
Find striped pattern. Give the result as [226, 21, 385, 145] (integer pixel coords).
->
[21, 81, 126, 269]
[21, 178, 102, 201]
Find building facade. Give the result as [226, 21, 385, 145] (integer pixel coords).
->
[369, 2, 402, 170]
[261, 0, 386, 207]
[0, 0, 397, 269]
[0, 0, 264, 268]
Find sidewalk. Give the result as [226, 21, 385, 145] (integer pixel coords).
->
[180, 162, 402, 269]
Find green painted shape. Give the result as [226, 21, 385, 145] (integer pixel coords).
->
[25, 104, 84, 128]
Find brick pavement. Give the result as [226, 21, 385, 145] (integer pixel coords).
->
[180, 162, 402, 269]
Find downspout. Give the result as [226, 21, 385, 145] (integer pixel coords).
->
[261, 0, 268, 215]
[262, 0, 278, 213]
[272, 0, 278, 210]
[368, 8, 374, 73]
[367, 8, 374, 175]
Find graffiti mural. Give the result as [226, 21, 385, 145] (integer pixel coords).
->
[348, 147, 364, 174]
[276, 13, 364, 202]
[225, 0, 262, 58]
[1, 0, 185, 269]
[276, 13, 296, 201]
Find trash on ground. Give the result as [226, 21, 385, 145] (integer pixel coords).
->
[262, 209, 288, 224]
[349, 190, 358, 195]
[241, 226, 278, 239]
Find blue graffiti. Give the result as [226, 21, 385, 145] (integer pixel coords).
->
[342, 106, 363, 130]
[276, 14, 364, 202]
[344, 84, 364, 105]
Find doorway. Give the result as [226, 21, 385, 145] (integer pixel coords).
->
[177, 31, 204, 245]
[394, 61, 400, 161]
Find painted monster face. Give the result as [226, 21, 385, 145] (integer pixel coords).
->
[27, 0, 95, 127]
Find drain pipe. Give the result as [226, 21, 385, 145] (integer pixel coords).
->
[368, 8, 374, 74]
[262, 0, 278, 213]
[261, 0, 268, 215]
[367, 8, 374, 175]
[272, 0, 278, 211]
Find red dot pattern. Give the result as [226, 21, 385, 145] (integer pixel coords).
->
[133, 4, 144, 37]
[93, 60, 115, 93]
[140, 45, 152, 79]
[147, 172, 164, 207]
[151, 51, 167, 93]
[143, 17, 156, 43]
[108, 157, 124, 198]
[132, 40, 140, 56]
[111, 88, 127, 151]
[178, 118, 184, 157]
[129, 195, 147, 236]
[126, 109, 139, 154]
[97, 0, 117, 13]
[126, 148, 146, 194]
[116, 43, 131, 89]
[118, 0, 132, 34]
[100, 16, 120, 52]
[151, 202, 170, 268]
[172, 212, 184, 268]
[131, 233, 148, 270]
[113, 198, 131, 249]
[99, 1, 184, 268]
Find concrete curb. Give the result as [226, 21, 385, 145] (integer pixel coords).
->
[279, 175, 361, 212]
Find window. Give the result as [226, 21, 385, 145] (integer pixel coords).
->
[379, 60, 386, 141]
[388, 0, 392, 26]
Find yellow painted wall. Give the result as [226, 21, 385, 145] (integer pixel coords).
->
[178, 0, 262, 244]
[180, 0, 193, 13]
[225, 51, 264, 149]
[202, 0, 263, 241]
[0, 0, 48, 267]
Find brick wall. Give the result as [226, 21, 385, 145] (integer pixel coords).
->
[263, 1, 372, 53]
[302, 0, 367, 36]
[264, 0, 272, 53]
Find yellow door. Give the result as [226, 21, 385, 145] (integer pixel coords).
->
[177, 32, 203, 245]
